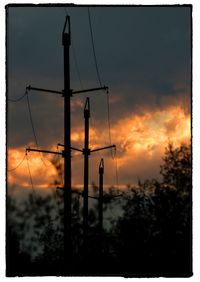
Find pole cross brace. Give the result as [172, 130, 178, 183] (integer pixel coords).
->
[73, 86, 109, 95]
[26, 85, 109, 96]
[71, 147, 83, 153]
[82, 148, 91, 155]
[26, 147, 62, 155]
[90, 144, 116, 153]
[58, 144, 83, 152]
[58, 144, 116, 155]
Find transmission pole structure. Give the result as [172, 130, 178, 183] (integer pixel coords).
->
[57, 97, 115, 255]
[98, 158, 104, 240]
[25, 15, 109, 269]
[62, 16, 72, 265]
[72, 97, 115, 254]
[98, 158, 104, 255]
[83, 98, 90, 250]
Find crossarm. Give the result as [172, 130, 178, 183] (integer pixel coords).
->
[90, 144, 116, 153]
[26, 147, 62, 155]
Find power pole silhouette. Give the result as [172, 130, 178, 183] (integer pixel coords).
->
[68, 97, 115, 255]
[83, 98, 90, 251]
[25, 15, 108, 270]
[63, 15, 72, 265]
[98, 158, 104, 254]
[83, 98, 115, 254]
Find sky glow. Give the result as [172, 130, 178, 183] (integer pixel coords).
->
[7, 5, 191, 190]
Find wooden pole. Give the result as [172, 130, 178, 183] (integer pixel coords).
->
[99, 158, 104, 253]
[62, 16, 72, 269]
[83, 97, 90, 254]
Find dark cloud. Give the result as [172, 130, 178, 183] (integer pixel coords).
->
[7, 5, 191, 183]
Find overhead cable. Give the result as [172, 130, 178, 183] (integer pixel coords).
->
[8, 152, 26, 172]
[8, 91, 28, 102]
[113, 146, 119, 188]
[26, 91, 52, 167]
[88, 7, 102, 87]
[64, 7, 83, 90]
[26, 91, 39, 148]
[106, 90, 113, 151]
[26, 153, 36, 196]
[72, 43, 84, 90]
[87, 8, 119, 188]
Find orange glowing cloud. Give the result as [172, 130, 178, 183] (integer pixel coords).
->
[63, 103, 191, 186]
[8, 146, 59, 188]
[113, 105, 190, 158]
[7, 104, 191, 189]
[108, 104, 191, 184]
[71, 104, 190, 159]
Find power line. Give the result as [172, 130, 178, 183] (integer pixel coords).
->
[26, 153, 44, 217]
[106, 90, 113, 154]
[87, 8, 112, 150]
[26, 153, 36, 196]
[9, 89, 56, 169]
[114, 147, 119, 188]
[8, 91, 28, 102]
[56, 144, 64, 185]
[26, 91, 39, 148]
[26, 91, 52, 167]
[87, 8, 118, 187]
[64, 7, 69, 17]
[88, 7, 102, 87]
[63, 7, 83, 90]
[72, 43, 84, 90]
[8, 152, 26, 172]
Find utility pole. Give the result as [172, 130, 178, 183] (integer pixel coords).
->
[98, 158, 104, 254]
[62, 16, 72, 266]
[83, 98, 90, 251]
[57, 98, 115, 256]
[71, 97, 115, 254]
[25, 16, 109, 270]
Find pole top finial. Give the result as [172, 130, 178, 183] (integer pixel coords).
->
[62, 15, 71, 45]
[99, 158, 104, 174]
[84, 97, 90, 118]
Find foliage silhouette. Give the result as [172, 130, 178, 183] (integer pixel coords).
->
[112, 143, 192, 276]
[6, 143, 192, 277]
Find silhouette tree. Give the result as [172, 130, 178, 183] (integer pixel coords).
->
[160, 143, 191, 192]
[7, 143, 192, 276]
[112, 143, 192, 277]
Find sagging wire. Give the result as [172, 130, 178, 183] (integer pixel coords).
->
[25, 152, 36, 196]
[87, 7, 120, 189]
[106, 88, 114, 158]
[26, 90, 38, 147]
[56, 144, 64, 186]
[8, 152, 26, 172]
[72, 43, 84, 90]
[26, 89, 52, 168]
[8, 91, 28, 102]
[53, 144, 65, 219]
[88, 7, 102, 87]
[26, 152, 46, 217]
[63, 6, 83, 90]
[87, 8, 112, 155]
[113, 145, 119, 189]
[64, 7, 69, 17]
[63, 4, 86, 143]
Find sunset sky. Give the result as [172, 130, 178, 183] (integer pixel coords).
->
[7, 5, 191, 192]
